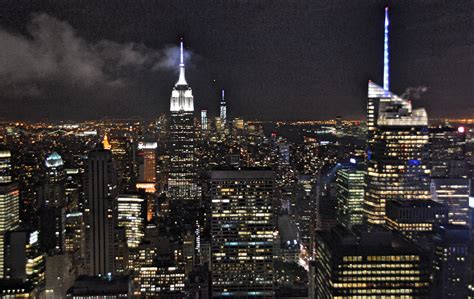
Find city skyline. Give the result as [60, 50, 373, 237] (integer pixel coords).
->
[0, 2, 472, 298]
[0, 1, 472, 121]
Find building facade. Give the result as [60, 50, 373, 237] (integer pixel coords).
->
[314, 226, 431, 298]
[210, 169, 275, 298]
[336, 167, 365, 228]
[85, 147, 118, 276]
[167, 42, 197, 201]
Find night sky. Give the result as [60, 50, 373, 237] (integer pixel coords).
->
[0, 0, 472, 121]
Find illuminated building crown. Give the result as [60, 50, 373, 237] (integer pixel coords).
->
[170, 41, 194, 112]
[45, 151, 64, 168]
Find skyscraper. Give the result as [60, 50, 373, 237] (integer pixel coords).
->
[39, 152, 67, 253]
[0, 149, 19, 278]
[109, 134, 137, 194]
[5, 229, 45, 288]
[431, 225, 470, 298]
[210, 169, 275, 297]
[200, 110, 208, 132]
[364, 8, 430, 224]
[138, 142, 157, 185]
[220, 89, 227, 124]
[314, 225, 431, 298]
[168, 42, 197, 200]
[431, 178, 470, 226]
[0, 150, 12, 184]
[84, 146, 118, 276]
[116, 194, 145, 248]
[385, 199, 448, 240]
[366, 7, 391, 141]
[137, 141, 157, 221]
[335, 167, 365, 228]
[430, 126, 468, 178]
[364, 83, 430, 224]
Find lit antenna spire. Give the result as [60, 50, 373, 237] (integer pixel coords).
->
[221, 89, 225, 102]
[176, 40, 187, 85]
[383, 6, 390, 91]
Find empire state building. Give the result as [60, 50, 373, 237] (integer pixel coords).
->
[167, 42, 197, 200]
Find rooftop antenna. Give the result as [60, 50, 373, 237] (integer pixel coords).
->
[383, 6, 390, 91]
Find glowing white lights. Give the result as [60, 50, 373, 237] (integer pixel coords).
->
[170, 41, 194, 112]
[383, 7, 390, 91]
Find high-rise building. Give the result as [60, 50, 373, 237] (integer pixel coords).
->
[0, 149, 19, 278]
[137, 142, 157, 221]
[116, 194, 145, 249]
[431, 178, 470, 226]
[210, 169, 275, 297]
[109, 134, 136, 193]
[314, 225, 431, 298]
[364, 8, 430, 224]
[43, 151, 67, 205]
[366, 7, 391, 141]
[335, 167, 365, 228]
[138, 142, 157, 185]
[0, 150, 12, 184]
[168, 42, 197, 200]
[365, 82, 430, 224]
[5, 230, 45, 288]
[64, 212, 83, 254]
[431, 225, 470, 298]
[385, 199, 448, 240]
[430, 126, 468, 178]
[277, 142, 290, 166]
[220, 89, 227, 124]
[84, 146, 118, 276]
[39, 152, 67, 253]
[201, 110, 208, 131]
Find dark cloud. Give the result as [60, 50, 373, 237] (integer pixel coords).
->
[0, 13, 191, 120]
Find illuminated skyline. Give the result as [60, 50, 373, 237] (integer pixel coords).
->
[0, 1, 471, 120]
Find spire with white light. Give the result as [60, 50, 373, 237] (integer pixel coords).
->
[170, 40, 194, 112]
[383, 6, 390, 91]
[176, 41, 188, 86]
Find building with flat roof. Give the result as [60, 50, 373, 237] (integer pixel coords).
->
[314, 225, 431, 298]
[385, 199, 448, 239]
[66, 275, 131, 298]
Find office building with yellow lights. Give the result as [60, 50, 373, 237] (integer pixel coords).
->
[314, 225, 431, 298]
[385, 199, 448, 239]
[116, 195, 145, 249]
[431, 178, 470, 226]
[210, 169, 275, 298]
[0, 150, 19, 278]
